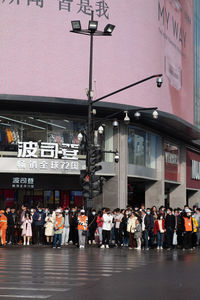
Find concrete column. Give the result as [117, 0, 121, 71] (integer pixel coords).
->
[145, 136, 164, 208]
[188, 190, 200, 208]
[169, 145, 186, 208]
[95, 123, 128, 211]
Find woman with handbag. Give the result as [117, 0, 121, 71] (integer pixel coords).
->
[127, 212, 137, 249]
[21, 211, 33, 246]
[45, 211, 54, 245]
[77, 209, 88, 249]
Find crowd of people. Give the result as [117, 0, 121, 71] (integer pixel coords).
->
[0, 204, 200, 250]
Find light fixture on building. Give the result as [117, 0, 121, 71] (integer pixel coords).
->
[77, 132, 83, 142]
[156, 76, 163, 88]
[124, 111, 130, 124]
[114, 150, 119, 163]
[152, 110, 159, 119]
[88, 20, 98, 32]
[104, 24, 115, 34]
[134, 111, 141, 120]
[71, 20, 81, 31]
[98, 125, 104, 134]
[112, 119, 119, 127]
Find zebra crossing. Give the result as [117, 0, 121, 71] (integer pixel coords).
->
[0, 247, 154, 299]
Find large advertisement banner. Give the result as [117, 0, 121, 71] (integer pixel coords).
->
[0, 0, 194, 123]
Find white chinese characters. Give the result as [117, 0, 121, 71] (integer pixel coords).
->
[18, 142, 79, 160]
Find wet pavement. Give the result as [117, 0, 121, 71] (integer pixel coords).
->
[0, 246, 200, 300]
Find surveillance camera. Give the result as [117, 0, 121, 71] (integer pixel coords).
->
[156, 76, 163, 88]
[114, 152, 119, 163]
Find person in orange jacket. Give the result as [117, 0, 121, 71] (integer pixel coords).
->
[0, 210, 7, 246]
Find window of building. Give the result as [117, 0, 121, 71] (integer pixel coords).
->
[128, 127, 157, 168]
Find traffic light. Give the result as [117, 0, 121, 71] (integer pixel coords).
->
[91, 175, 102, 197]
[89, 145, 103, 175]
[80, 170, 90, 198]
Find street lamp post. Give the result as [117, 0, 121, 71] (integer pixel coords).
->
[71, 14, 162, 211]
[71, 11, 115, 210]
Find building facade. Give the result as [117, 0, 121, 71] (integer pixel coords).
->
[0, 0, 200, 209]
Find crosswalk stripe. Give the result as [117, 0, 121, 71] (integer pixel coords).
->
[0, 296, 51, 299]
[0, 287, 69, 292]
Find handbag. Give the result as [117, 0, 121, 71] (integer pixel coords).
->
[172, 232, 177, 245]
[20, 224, 23, 229]
[82, 230, 87, 236]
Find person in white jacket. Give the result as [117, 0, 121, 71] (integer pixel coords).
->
[101, 208, 113, 248]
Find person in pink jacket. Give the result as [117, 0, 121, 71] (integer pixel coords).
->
[21, 211, 33, 246]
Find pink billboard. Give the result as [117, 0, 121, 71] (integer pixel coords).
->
[0, 0, 194, 123]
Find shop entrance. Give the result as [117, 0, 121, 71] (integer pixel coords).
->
[0, 189, 83, 209]
[128, 179, 145, 208]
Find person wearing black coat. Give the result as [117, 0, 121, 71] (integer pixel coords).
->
[174, 209, 184, 248]
[88, 210, 97, 244]
[165, 208, 175, 249]
[144, 208, 154, 249]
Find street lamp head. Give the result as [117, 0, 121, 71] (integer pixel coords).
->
[88, 20, 98, 32]
[134, 111, 141, 120]
[77, 132, 83, 142]
[112, 119, 119, 127]
[98, 125, 104, 134]
[156, 76, 163, 88]
[104, 24, 115, 34]
[71, 20, 81, 31]
[124, 111, 130, 124]
[152, 110, 159, 119]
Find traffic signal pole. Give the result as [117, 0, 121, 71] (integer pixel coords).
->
[86, 11, 94, 210]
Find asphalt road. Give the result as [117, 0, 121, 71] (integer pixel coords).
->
[0, 246, 199, 300]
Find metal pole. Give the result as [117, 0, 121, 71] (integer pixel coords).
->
[86, 11, 94, 211]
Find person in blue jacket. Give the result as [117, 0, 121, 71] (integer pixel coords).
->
[33, 207, 46, 245]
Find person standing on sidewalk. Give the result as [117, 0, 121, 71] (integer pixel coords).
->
[113, 208, 123, 247]
[154, 214, 165, 250]
[127, 212, 137, 249]
[165, 208, 175, 250]
[144, 208, 154, 250]
[183, 208, 193, 250]
[62, 209, 70, 246]
[52, 209, 64, 249]
[96, 210, 103, 246]
[0, 210, 7, 246]
[33, 207, 46, 245]
[21, 211, 32, 246]
[77, 209, 88, 249]
[134, 218, 142, 250]
[101, 208, 113, 249]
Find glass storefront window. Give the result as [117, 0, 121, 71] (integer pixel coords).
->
[128, 126, 157, 169]
[0, 113, 112, 162]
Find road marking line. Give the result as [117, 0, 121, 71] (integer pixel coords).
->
[0, 287, 69, 292]
[0, 295, 51, 299]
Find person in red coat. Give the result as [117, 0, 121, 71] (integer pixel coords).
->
[154, 214, 166, 250]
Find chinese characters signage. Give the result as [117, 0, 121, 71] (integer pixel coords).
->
[1, 0, 110, 19]
[12, 177, 34, 188]
[17, 159, 80, 171]
[18, 141, 79, 160]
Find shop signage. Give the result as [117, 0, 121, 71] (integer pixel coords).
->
[16, 159, 80, 171]
[191, 160, 200, 180]
[165, 152, 179, 165]
[12, 177, 34, 189]
[18, 141, 79, 160]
